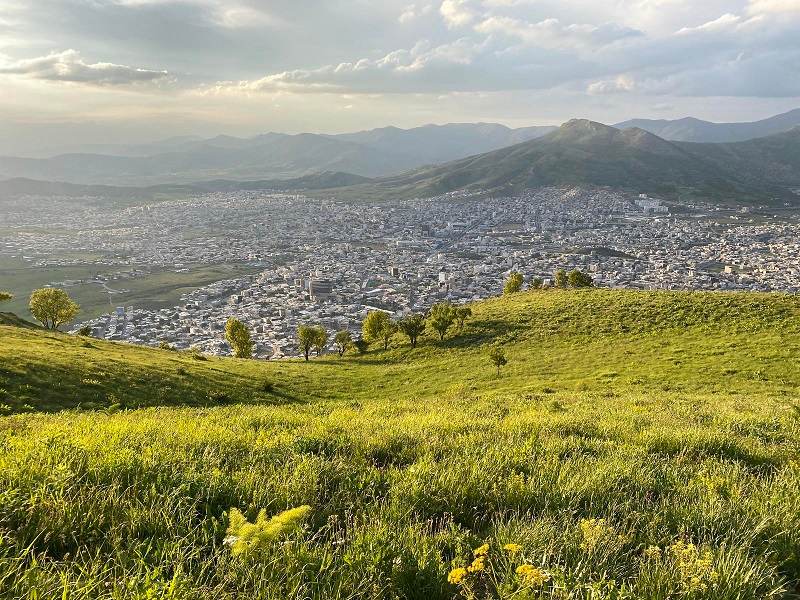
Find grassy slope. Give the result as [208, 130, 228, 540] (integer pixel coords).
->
[1, 289, 799, 414]
[1, 290, 799, 598]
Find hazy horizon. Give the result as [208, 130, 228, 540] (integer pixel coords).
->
[2, 0, 800, 156]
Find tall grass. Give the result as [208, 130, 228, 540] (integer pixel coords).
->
[0, 391, 797, 598]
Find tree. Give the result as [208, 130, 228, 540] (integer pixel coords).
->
[455, 306, 472, 332]
[312, 326, 329, 356]
[334, 330, 353, 356]
[29, 288, 79, 330]
[568, 269, 593, 288]
[428, 302, 456, 341]
[398, 314, 426, 347]
[225, 317, 254, 359]
[362, 311, 397, 350]
[76, 325, 92, 337]
[297, 324, 317, 361]
[504, 271, 524, 294]
[0, 291, 12, 304]
[353, 338, 369, 354]
[488, 345, 507, 377]
[554, 269, 569, 289]
[530, 277, 544, 290]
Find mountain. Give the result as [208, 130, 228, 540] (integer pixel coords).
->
[614, 108, 800, 143]
[337, 120, 799, 202]
[0, 123, 556, 186]
[0, 171, 371, 203]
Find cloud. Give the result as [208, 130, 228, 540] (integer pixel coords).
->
[748, 0, 800, 14]
[440, 0, 477, 28]
[0, 49, 170, 85]
[675, 13, 742, 35]
[587, 74, 637, 95]
[475, 16, 642, 49]
[399, 3, 433, 23]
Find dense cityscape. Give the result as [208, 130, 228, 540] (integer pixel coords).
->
[2, 187, 799, 358]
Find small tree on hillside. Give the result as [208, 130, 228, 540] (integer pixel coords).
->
[362, 311, 397, 350]
[353, 338, 369, 354]
[428, 302, 456, 341]
[225, 317, 254, 359]
[398, 314, 426, 347]
[0, 291, 12, 304]
[297, 324, 317, 361]
[29, 288, 80, 330]
[568, 269, 593, 288]
[504, 272, 524, 294]
[334, 330, 352, 356]
[312, 326, 329, 357]
[455, 306, 472, 332]
[488, 345, 507, 377]
[554, 269, 569, 289]
[530, 277, 544, 290]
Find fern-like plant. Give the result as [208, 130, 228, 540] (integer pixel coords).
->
[224, 505, 311, 557]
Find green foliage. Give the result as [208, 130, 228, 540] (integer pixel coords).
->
[297, 324, 321, 361]
[568, 269, 594, 288]
[0, 291, 12, 303]
[334, 330, 353, 356]
[554, 269, 569, 289]
[362, 311, 397, 350]
[224, 505, 311, 558]
[28, 288, 80, 330]
[76, 325, 92, 337]
[353, 338, 369, 354]
[397, 314, 426, 347]
[455, 306, 472, 332]
[504, 272, 524, 294]
[312, 326, 329, 357]
[428, 302, 456, 341]
[530, 277, 544, 290]
[225, 317, 254, 359]
[488, 345, 507, 376]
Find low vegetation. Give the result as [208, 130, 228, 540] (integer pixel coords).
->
[1, 289, 799, 598]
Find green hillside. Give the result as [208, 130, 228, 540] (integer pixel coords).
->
[1, 290, 799, 598]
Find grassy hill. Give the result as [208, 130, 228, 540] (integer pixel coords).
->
[1, 290, 799, 598]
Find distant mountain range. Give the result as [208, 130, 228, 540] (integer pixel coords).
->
[0, 123, 557, 186]
[613, 108, 800, 143]
[339, 120, 800, 202]
[4, 120, 799, 205]
[2, 110, 799, 188]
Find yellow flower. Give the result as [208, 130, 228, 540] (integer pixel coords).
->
[579, 518, 614, 552]
[516, 564, 550, 587]
[448, 567, 467, 585]
[503, 543, 523, 554]
[473, 543, 490, 557]
[643, 545, 662, 560]
[467, 557, 485, 573]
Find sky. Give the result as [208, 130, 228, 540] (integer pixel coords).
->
[1, 0, 799, 155]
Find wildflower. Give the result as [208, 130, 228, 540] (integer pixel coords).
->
[643, 545, 662, 560]
[467, 556, 485, 573]
[473, 543, 490, 557]
[579, 518, 614, 552]
[516, 564, 550, 587]
[448, 567, 468, 585]
[503, 543, 523, 554]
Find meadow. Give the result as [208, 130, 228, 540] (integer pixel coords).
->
[0, 290, 799, 598]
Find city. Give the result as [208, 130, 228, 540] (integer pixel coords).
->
[2, 186, 799, 358]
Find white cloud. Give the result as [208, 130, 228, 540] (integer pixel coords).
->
[0, 49, 170, 85]
[748, 0, 800, 14]
[675, 13, 742, 35]
[587, 74, 636, 95]
[475, 16, 641, 49]
[440, 0, 477, 28]
[399, 3, 433, 23]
